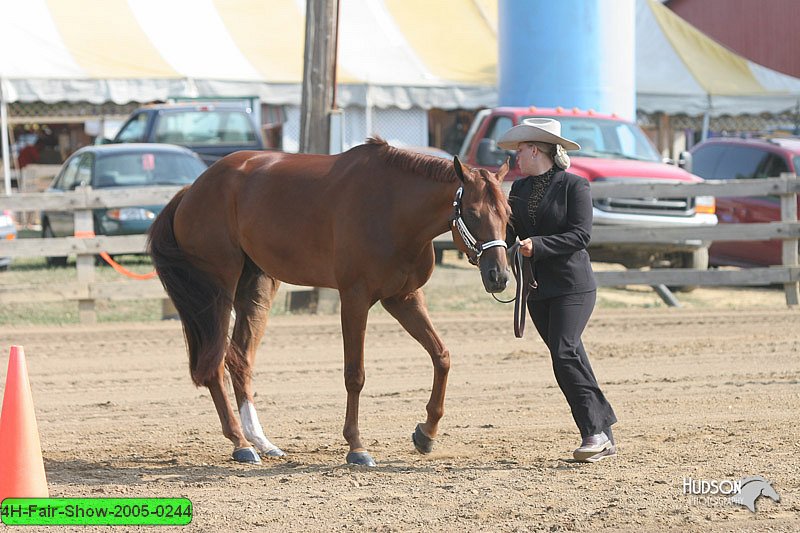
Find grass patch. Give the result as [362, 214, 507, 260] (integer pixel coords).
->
[1, 255, 162, 325]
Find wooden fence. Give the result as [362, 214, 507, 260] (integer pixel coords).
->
[0, 176, 798, 323]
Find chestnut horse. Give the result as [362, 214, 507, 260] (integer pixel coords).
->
[147, 138, 510, 466]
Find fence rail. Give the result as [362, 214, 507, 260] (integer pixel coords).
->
[1, 176, 798, 322]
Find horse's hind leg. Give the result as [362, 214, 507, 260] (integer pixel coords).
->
[229, 260, 285, 459]
[381, 289, 450, 454]
[198, 291, 261, 464]
[206, 365, 261, 464]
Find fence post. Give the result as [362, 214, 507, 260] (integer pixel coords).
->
[74, 185, 97, 323]
[780, 173, 799, 307]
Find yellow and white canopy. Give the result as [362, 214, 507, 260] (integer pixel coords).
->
[1, 0, 799, 116]
[0, 0, 497, 109]
[637, 0, 800, 115]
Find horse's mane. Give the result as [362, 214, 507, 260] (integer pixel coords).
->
[366, 137, 456, 183]
[365, 137, 510, 220]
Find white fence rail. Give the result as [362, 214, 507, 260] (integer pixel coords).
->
[0, 176, 798, 322]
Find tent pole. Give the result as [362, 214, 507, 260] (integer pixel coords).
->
[0, 78, 12, 195]
[701, 111, 710, 142]
[700, 95, 711, 142]
[365, 82, 372, 137]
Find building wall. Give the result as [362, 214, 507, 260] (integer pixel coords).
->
[667, 0, 800, 77]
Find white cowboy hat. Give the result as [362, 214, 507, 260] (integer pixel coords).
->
[497, 118, 581, 151]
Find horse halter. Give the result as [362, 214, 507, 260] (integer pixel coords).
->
[451, 186, 508, 266]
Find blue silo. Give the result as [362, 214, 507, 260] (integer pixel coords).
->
[498, 0, 636, 120]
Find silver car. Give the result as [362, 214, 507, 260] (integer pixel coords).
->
[0, 209, 17, 270]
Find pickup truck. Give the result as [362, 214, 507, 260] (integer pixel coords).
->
[112, 102, 264, 166]
[443, 106, 717, 287]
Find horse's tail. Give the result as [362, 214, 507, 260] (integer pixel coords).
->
[147, 188, 231, 387]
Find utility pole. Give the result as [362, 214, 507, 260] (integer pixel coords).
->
[299, 0, 340, 155]
[297, 0, 341, 314]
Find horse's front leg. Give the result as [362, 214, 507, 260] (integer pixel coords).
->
[381, 289, 450, 454]
[339, 287, 375, 466]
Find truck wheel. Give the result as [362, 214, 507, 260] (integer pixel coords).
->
[669, 247, 709, 293]
[43, 224, 68, 268]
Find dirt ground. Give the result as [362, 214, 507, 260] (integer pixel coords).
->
[1, 265, 799, 531]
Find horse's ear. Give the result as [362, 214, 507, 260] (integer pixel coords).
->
[497, 158, 510, 182]
[453, 156, 468, 183]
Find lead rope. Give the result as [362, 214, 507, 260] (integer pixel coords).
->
[491, 242, 536, 338]
[491, 242, 519, 304]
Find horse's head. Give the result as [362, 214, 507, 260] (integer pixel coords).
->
[452, 156, 511, 293]
[730, 476, 781, 512]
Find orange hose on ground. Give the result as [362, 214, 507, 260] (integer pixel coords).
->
[99, 252, 157, 280]
[73, 230, 157, 280]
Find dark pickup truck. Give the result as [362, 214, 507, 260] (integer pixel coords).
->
[112, 102, 264, 165]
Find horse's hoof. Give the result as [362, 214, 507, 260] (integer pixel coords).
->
[232, 447, 261, 464]
[346, 451, 376, 467]
[412, 423, 435, 454]
[261, 446, 286, 458]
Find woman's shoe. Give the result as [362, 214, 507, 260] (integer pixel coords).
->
[573, 432, 614, 462]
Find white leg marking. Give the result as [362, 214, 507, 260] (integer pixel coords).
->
[239, 400, 284, 457]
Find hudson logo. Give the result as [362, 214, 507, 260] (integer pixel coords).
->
[683, 476, 780, 512]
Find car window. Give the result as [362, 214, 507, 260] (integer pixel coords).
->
[93, 152, 206, 187]
[690, 144, 727, 179]
[560, 121, 604, 154]
[475, 115, 514, 166]
[115, 113, 149, 143]
[529, 116, 660, 161]
[76, 153, 94, 187]
[793, 156, 800, 174]
[154, 110, 257, 145]
[485, 116, 514, 144]
[758, 154, 789, 179]
[53, 155, 82, 190]
[712, 145, 768, 180]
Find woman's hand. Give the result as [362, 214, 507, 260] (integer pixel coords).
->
[519, 238, 534, 257]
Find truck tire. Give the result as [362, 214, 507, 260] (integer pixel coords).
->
[669, 247, 709, 293]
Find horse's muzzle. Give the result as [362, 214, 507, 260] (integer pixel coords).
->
[483, 266, 510, 293]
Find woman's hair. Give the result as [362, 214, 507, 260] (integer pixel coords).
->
[532, 142, 571, 170]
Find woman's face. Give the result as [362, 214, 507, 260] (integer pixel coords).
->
[516, 142, 538, 175]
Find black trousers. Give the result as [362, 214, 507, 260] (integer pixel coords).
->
[528, 290, 617, 439]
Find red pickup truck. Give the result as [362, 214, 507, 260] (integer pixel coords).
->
[442, 107, 717, 283]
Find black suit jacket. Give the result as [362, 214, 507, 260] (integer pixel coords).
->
[506, 170, 597, 300]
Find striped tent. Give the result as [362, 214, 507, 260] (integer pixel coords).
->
[637, 0, 800, 116]
[0, 0, 497, 109]
[2, 0, 800, 118]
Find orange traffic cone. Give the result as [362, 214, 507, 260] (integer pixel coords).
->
[0, 345, 49, 502]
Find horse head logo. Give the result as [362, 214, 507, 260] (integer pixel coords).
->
[729, 476, 780, 512]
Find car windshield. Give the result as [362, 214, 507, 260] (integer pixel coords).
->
[526, 116, 661, 162]
[154, 110, 258, 145]
[94, 152, 206, 187]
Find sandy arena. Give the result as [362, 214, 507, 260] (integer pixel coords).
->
[1, 275, 799, 531]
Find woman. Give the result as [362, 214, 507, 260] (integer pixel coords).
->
[499, 118, 617, 462]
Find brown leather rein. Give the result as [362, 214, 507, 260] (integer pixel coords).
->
[502, 242, 537, 338]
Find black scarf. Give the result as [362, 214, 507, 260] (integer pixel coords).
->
[526, 165, 556, 226]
